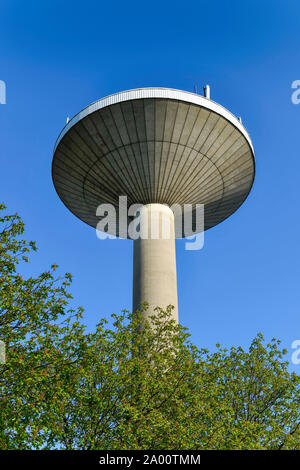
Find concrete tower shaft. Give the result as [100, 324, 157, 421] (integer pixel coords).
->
[132, 204, 178, 322]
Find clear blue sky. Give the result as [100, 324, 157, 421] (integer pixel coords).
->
[1, 0, 300, 369]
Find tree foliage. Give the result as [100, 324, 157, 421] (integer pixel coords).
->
[0, 203, 299, 449]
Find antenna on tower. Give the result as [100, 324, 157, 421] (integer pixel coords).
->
[194, 85, 197, 94]
[66, 117, 70, 124]
[203, 84, 210, 99]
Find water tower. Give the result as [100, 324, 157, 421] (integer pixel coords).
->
[52, 88, 255, 323]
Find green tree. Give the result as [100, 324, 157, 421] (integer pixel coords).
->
[0, 203, 299, 450]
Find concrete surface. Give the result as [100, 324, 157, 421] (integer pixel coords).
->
[52, 88, 255, 237]
[132, 204, 178, 323]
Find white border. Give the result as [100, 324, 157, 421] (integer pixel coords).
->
[54, 87, 254, 154]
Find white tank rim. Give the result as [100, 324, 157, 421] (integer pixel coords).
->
[53, 87, 255, 156]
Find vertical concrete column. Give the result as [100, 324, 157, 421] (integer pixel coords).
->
[132, 204, 178, 323]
